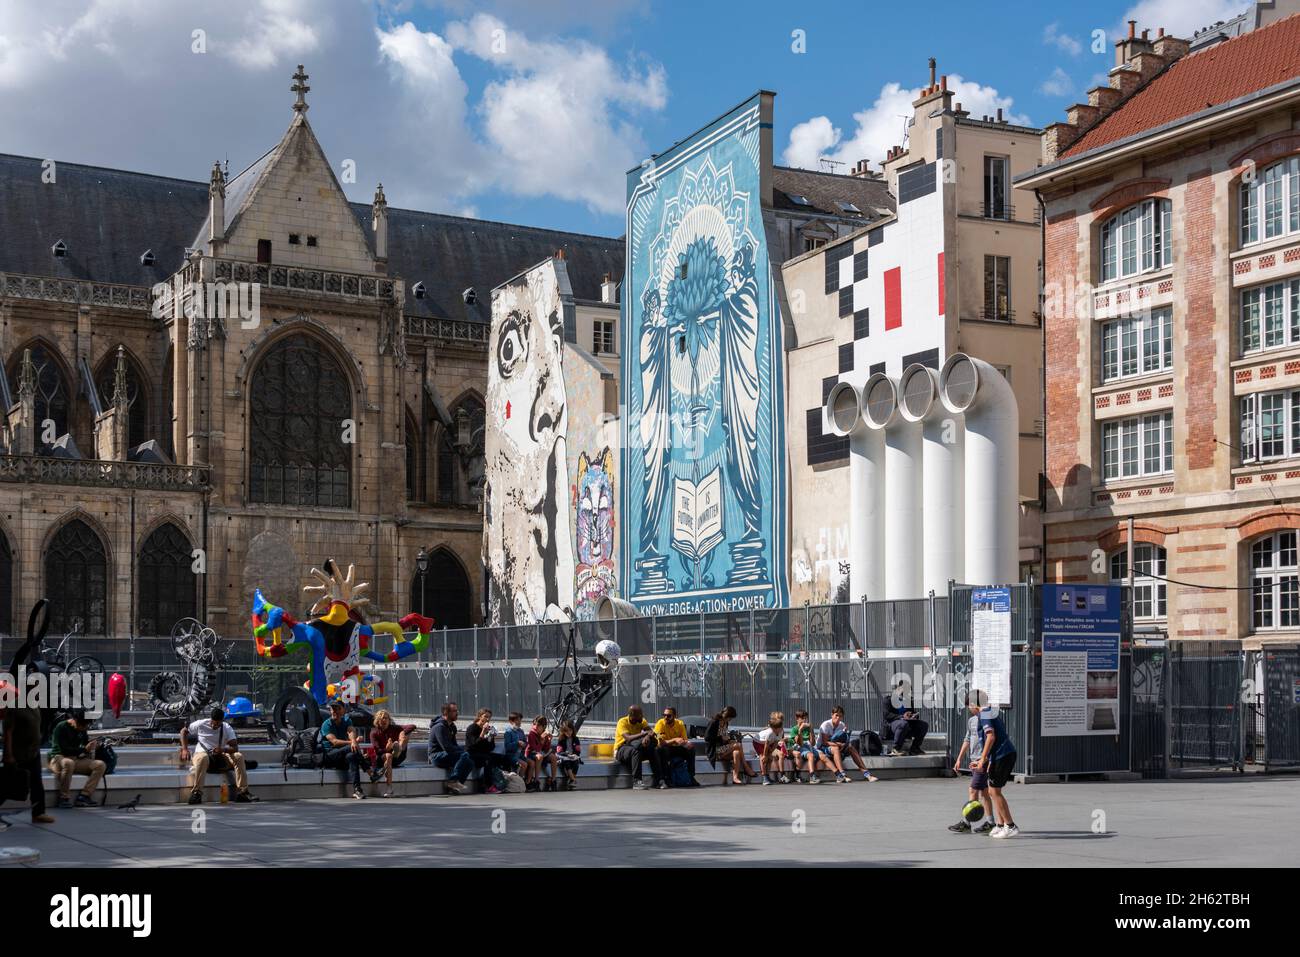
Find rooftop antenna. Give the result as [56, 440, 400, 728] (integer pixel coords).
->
[898, 115, 911, 148]
[819, 157, 845, 174]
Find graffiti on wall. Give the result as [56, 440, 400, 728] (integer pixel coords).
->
[483, 258, 574, 625]
[791, 524, 852, 605]
[573, 447, 617, 620]
[622, 93, 788, 616]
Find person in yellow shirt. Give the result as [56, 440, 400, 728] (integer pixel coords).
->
[652, 706, 698, 788]
[614, 705, 659, 789]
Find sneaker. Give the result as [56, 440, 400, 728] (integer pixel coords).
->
[444, 781, 466, 795]
[656, 780, 668, 790]
[688, 779, 702, 788]
[991, 824, 1018, 839]
[908, 748, 926, 756]
[948, 820, 972, 833]
[527, 781, 542, 793]
[761, 777, 772, 786]
[779, 774, 791, 784]
[632, 780, 646, 790]
[973, 820, 997, 834]
[74, 794, 97, 808]
[57, 797, 73, 809]
[988, 824, 1006, 838]
[234, 790, 259, 803]
[382, 791, 394, 798]
[863, 773, 879, 782]
[808, 775, 821, 785]
[352, 787, 366, 800]
[32, 814, 55, 824]
[835, 773, 847, 783]
[185, 791, 201, 806]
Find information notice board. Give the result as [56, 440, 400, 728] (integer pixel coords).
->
[1041, 584, 1122, 736]
[971, 587, 1012, 708]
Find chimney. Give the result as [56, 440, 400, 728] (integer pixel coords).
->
[996, 107, 1004, 123]
[851, 158, 874, 177]
[371, 183, 388, 262]
[928, 57, 936, 90]
[208, 161, 226, 244]
[601, 273, 618, 304]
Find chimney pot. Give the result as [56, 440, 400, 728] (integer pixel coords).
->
[1158, 27, 1165, 38]
[1128, 19, 1136, 38]
[928, 57, 936, 88]
[997, 107, 1003, 123]
[940, 74, 948, 91]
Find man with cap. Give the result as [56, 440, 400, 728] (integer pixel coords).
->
[321, 698, 370, 799]
[180, 705, 258, 804]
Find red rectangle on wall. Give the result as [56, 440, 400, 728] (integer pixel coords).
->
[937, 251, 945, 316]
[884, 266, 902, 330]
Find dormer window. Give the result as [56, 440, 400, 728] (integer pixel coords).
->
[462, 287, 477, 305]
[52, 240, 67, 258]
[140, 249, 155, 267]
[288, 233, 301, 245]
[306, 235, 317, 247]
[412, 281, 426, 300]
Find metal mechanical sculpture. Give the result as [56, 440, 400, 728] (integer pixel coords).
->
[538, 627, 620, 735]
[147, 618, 221, 728]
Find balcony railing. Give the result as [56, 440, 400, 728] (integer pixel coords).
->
[206, 258, 400, 304]
[0, 454, 210, 492]
[0, 271, 150, 311]
[971, 203, 1042, 225]
[405, 315, 489, 347]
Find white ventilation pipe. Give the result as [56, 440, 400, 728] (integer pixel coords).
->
[899, 363, 964, 596]
[826, 381, 884, 602]
[863, 373, 922, 600]
[940, 353, 1019, 589]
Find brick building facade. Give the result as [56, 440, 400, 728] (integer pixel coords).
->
[1021, 11, 1300, 646]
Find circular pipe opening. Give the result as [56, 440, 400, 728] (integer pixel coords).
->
[940, 353, 979, 413]
[826, 382, 861, 436]
[898, 363, 937, 422]
[862, 373, 897, 429]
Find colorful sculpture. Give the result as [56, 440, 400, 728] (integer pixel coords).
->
[250, 560, 432, 707]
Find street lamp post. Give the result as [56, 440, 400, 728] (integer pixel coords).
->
[416, 546, 429, 618]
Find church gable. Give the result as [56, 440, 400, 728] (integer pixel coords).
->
[220, 114, 377, 276]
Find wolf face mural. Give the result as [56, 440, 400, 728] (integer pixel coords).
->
[622, 93, 788, 615]
[483, 259, 575, 625]
[574, 447, 616, 620]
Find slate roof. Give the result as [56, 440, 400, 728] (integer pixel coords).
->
[1062, 13, 1300, 158]
[770, 165, 894, 223]
[0, 152, 623, 325]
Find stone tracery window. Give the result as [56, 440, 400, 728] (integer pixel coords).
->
[249, 333, 352, 508]
[7, 343, 70, 444]
[95, 349, 149, 450]
[45, 519, 108, 636]
[137, 523, 197, 637]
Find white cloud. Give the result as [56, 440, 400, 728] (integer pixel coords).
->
[1040, 67, 1074, 98]
[1117, 0, 1250, 40]
[782, 76, 1031, 171]
[1043, 22, 1083, 56]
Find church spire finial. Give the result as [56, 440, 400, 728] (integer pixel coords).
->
[291, 64, 310, 114]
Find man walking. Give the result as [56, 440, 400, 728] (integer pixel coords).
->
[970, 690, 1018, 839]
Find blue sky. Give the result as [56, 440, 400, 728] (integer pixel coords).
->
[0, 0, 1249, 237]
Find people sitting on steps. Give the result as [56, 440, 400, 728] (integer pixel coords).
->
[465, 707, 512, 794]
[181, 706, 259, 805]
[884, 680, 929, 756]
[428, 701, 474, 795]
[526, 715, 558, 791]
[614, 704, 659, 789]
[705, 705, 759, 785]
[787, 709, 832, 784]
[368, 709, 415, 798]
[47, 711, 105, 808]
[652, 706, 699, 788]
[820, 705, 879, 783]
[321, 699, 370, 800]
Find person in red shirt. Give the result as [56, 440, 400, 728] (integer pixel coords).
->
[369, 709, 415, 797]
[526, 715, 558, 792]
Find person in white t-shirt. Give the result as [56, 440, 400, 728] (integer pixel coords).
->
[818, 705, 879, 783]
[757, 711, 790, 784]
[179, 706, 259, 805]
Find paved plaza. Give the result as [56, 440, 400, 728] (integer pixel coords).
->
[3, 775, 1297, 868]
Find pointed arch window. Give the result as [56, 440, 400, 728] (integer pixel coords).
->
[7, 344, 70, 443]
[436, 397, 485, 505]
[95, 350, 150, 450]
[249, 334, 352, 508]
[138, 523, 197, 637]
[45, 519, 108, 635]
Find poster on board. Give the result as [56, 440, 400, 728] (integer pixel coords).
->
[1041, 584, 1122, 736]
[971, 587, 1012, 708]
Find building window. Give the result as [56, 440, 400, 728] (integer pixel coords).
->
[436, 397, 485, 506]
[410, 547, 474, 629]
[1101, 308, 1173, 381]
[7, 344, 70, 445]
[803, 235, 828, 252]
[95, 350, 149, 450]
[984, 155, 1009, 219]
[1099, 198, 1172, 283]
[1110, 544, 1168, 621]
[45, 519, 108, 636]
[288, 234, 301, 245]
[257, 239, 272, 263]
[593, 319, 615, 355]
[1240, 279, 1300, 354]
[405, 408, 421, 503]
[137, 523, 197, 637]
[1239, 387, 1300, 463]
[1240, 156, 1300, 246]
[248, 334, 352, 508]
[983, 255, 1011, 321]
[1102, 412, 1173, 480]
[1251, 531, 1300, 631]
[306, 236, 317, 248]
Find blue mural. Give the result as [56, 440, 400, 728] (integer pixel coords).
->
[621, 93, 788, 615]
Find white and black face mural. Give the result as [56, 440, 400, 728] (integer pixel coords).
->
[483, 260, 575, 625]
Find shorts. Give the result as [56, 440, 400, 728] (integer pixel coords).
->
[969, 769, 988, 791]
[987, 752, 1016, 789]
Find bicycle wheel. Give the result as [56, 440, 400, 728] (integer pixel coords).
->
[66, 655, 103, 677]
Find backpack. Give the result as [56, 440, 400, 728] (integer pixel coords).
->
[502, 771, 526, 794]
[280, 727, 323, 779]
[859, 730, 883, 756]
[669, 757, 691, 788]
[489, 765, 508, 792]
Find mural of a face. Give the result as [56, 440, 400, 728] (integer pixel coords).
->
[574, 448, 616, 620]
[483, 261, 575, 625]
